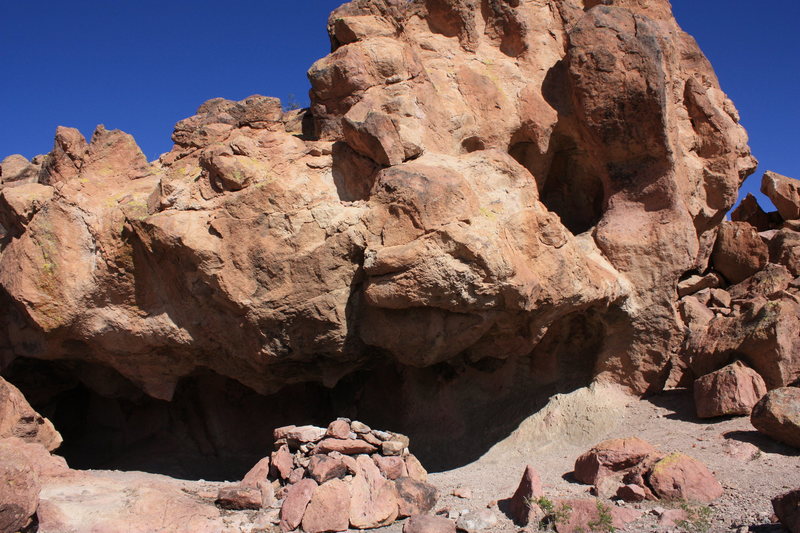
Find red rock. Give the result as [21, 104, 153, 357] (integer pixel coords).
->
[0, 376, 62, 451]
[280, 478, 318, 532]
[574, 437, 659, 485]
[302, 478, 351, 533]
[307, 454, 350, 484]
[373, 454, 408, 480]
[315, 438, 377, 455]
[751, 387, 800, 448]
[711, 221, 770, 284]
[658, 508, 688, 527]
[395, 477, 437, 518]
[288, 467, 305, 484]
[271, 445, 294, 480]
[326, 419, 351, 439]
[216, 486, 262, 510]
[381, 440, 405, 456]
[404, 454, 428, 482]
[508, 465, 544, 526]
[0, 439, 40, 533]
[763, 171, 800, 221]
[241, 456, 271, 489]
[285, 425, 327, 444]
[616, 484, 647, 503]
[773, 488, 800, 533]
[403, 514, 456, 533]
[677, 272, 723, 298]
[648, 453, 723, 503]
[731, 193, 780, 231]
[553, 499, 640, 533]
[693, 361, 767, 418]
[769, 228, 800, 276]
[349, 455, 399, 528]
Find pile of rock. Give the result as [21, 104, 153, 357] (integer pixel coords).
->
[572, 437, 723, 504]
[216, 419, 438, 533]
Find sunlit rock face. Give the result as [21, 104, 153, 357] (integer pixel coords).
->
[0, 0, 755, 416]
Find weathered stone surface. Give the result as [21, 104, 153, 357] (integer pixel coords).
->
[648, 453, 723, 503]
[553, 499, 640, 533]
[215, 486, 262, 510]
[0, 376, 61, 451]
[763, 171, 800, 221]
[241, 456, 271, 489]
[280, 478, 318, 532]
[677, 272, 723, 298]
[307, 454, 350, 484]
[507, 464, 544, 526]
[455, 509, 498, 532]
[0, 0, 758, 428]
[693, 361, 767, 418]
[403, 514, 456, 533]
[394, 477, 437, 518]
[773, 488, 800, 533]
[751, 387, 800, 448]
[373, 454, 407, 480]
[316, 438, 378, 455]
[574, 437, 659, 485]
[404, 454, 428, 482]
[349, 454, 398, 528]
[326, 419, 351, 439]
[711, 221, 769, 284]
[616, 483, 647, 502]
[302, 478, 351, 533]
[731, 193, 780, 232]
[272, 445, 295, 480]
[0, 439, 40, 533]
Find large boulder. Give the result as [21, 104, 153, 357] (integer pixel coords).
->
[0, 376, 61, 451]
[762, 171, 800, 221]
[751, 387, 800, 448]
[773, 489, 800, 533]
[0, 439, 40, 533]
[710, 221, 769, 284]
[647, 453, 724, 503]
[693, 361, 767, 418]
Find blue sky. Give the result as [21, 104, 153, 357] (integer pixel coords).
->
[1, 1, 797, 210]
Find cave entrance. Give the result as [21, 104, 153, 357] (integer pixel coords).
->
[4, 308, 609, 478]
[509, 135, 605, 235]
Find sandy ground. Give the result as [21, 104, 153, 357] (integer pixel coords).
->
[40, 386, 799, 532]
[375, 387, 799, 533]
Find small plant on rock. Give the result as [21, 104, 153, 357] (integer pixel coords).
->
[675, 501, 713, 533]
[534, 496, 573, 531]
[587, 500, 616, 532]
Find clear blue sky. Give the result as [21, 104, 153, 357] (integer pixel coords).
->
[1, 1, 797, 211]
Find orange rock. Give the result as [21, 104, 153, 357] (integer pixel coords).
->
[648, 453, 723, 503]
[751, 387, 800, 448]
[573, 437, 659, 485]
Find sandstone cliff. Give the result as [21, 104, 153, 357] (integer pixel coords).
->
[0, 0, 773, 468]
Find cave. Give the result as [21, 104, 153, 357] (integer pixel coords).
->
[3, 307, 609, 478]
[509, 136, 605, 235]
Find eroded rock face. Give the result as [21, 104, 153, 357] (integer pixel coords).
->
[0, 0, 756, 451]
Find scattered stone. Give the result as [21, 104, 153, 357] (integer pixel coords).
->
[452, 487, 472, 499]
[678, 272, 723, 297]
[648, 452, 724, 503]
[351, 421, 371, 434]
[403, 514, 457, 533]
[405, 454, 429, 482]
[455, 509, 498, 532]
[722, 440, 760, 462]
[772, 488, 800, 533]
[284, 425, 328, 445]
[751, 387, 800, 448]
[215, 486, 262, 510]
[554, 499, 640, 533]
[507, 465, 544, 526]
[350, 455, 399, 528]
[711, 221, 770, 284]
[382, 440, 405, 456]
[373, 454, 408, 480]
[693, 360, 767, 418]
[271, 445, 295, 480]
[241, 456, 271, 489]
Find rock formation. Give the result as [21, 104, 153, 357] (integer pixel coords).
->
[0, 0, 769, 470]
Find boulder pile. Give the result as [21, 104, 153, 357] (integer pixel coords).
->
[572, 437, 723, 504]
[216, 419, 438, 533]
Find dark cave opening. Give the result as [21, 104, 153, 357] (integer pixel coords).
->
[4, 309, 608, 479]
[509, 136, 605, 235]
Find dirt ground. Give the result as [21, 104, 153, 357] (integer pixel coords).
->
[376, 386, 799, 533]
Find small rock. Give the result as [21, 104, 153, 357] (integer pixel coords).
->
[326, 419, 351, 440]
[507, 465, 544, 526]
[279, 478, 318, 532]
[284, 425, 328, 445]
[314, 438, 378, 455]
[772, 488, 800, 532]
[215, 486, 262, 510]
[762, 170, 800, 221]
[574, 437, 660, 485]
[307, 454, 350, 484]
[302, 478, 351, 533]
[616, 484, 646, 503]
[404, 514, 457, 533]
[271, 445, 294, 480]
[373, 454, 408, 480]
[456, 509, 498, 532]
[382, 440, 406, 456]
[405, 454, 428, 482]
[288, 467, 305, 484]
[241, 456, 271, 489]
[452, 487, 473, 499]
[351, 421, 371, 434]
